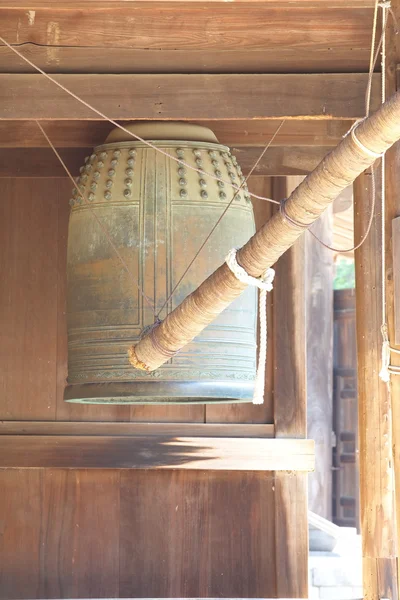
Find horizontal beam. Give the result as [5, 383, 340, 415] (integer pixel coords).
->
[0, 6, 373, 53]
[0, 421, 275, 438]
[0, 435, 315, 471]
[1, 0, 375, 6]
[0, 74, 380, 120]
[0, 45, 371, 76]
[0, 146, 331, 177]
[0, 120, 350, 148]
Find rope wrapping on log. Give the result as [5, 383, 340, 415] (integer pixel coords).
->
[128, 89, 400, 372]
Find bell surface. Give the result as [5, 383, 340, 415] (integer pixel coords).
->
[64, 122, 257, 404]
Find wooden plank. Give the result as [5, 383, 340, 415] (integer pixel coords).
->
[0, 435, 315, 470]
[0, 45, 371, 75]
[0, 420, 275, 437]
[0, 6, 373, 52]
[0, 470, 42, 598]
[0, 74, 380, 120]
[206, 178, 274, 424]
[272, 177, 308, 598]
[1, 0, 377, 6]
[354, 172, 398, 599]
[392, 216, 400, 345]
[119, 470, 276, 597]
[0, 119, 350, 148]
[0, 179, 59, 420]
[0, 469, 120, 599]
[38, 470, 120, 598]
[306, 210, 334, 519]
[0, 147, 332, 178]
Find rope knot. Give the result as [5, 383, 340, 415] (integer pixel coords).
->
[225, 248, 274, 405]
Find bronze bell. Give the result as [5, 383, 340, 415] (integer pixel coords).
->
[64, 122, 257, 404]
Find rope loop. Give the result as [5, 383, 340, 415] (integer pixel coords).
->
[280, 198, 309, 230]
[350, 120, 384, 159]
[225, 248, 274, 404]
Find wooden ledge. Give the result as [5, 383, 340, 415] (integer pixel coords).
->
[0, 434, 314, 471]
[0, 421, 274, 438]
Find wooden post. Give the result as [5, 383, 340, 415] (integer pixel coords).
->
[386, 0, 400, 590]
[272, 177, 308, 598]
[354, 171, 398, 600]
[305, 208, 333, 519]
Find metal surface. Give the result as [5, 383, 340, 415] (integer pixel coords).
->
[65, 123, 256, 404]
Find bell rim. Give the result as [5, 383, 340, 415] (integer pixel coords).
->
[64, 380, 255, 404]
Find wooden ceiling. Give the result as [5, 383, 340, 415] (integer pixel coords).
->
[0, 0, 378, 175]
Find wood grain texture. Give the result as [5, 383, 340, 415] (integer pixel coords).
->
[0, 147, 333, 177]
[0, 6, 373, 52]
[382, 9, 400, 591]
[37, 470, 120, 599]
[119, 470, 276, 597]
[1, 0, 377, 6]
[206, 178, 274, 424]
[0, 469, 120, 599]
[274, 473, 309, 598]
[0, 119, 352, 148]
[0, 421, 275, 436]
[0, 74, 380, 120]
[0, 435, 315, 470]
[354, 173, 398, 595]
[0, 470, 42, 598]
[272, 177, 308, 598]
[272, 177, 307, 438]
[392, 216, 400, 345]
[306, 210, 333, 519]
[0, 179, 59, 419]
[0, 44, 373, 75]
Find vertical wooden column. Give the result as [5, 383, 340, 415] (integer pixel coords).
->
[272, 176, 308, 598]
[354, 4, 400, 597]
[386, 1, 400, 590]
[354, 171, 398, 600]
[305, 209, 334, 519]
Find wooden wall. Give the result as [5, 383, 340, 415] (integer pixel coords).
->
[0, 177, 308, 598]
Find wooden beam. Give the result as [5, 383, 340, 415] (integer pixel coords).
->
[0, 46, 371, 76]
[0, 6, 373, 54]
[272, 177, 308, 598]
[0, 0, 377, 6]
[0, 146, 332, 178]
[392, 217, 400, 344]
[0, 74, 380, 120]
[306, 209, 334, 519]
[0, 435, 315, 471]
[0, 421, 275, 438]
[354, 172, 399, 600]
[0, 120, 350, 148]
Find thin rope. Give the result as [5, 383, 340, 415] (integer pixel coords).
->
[308, 0, 385, 254]
[0, 35, 279, 208]
[156, 120, 285, 318]
[36, 120, 157, 314]
[225, 248, 274, 405]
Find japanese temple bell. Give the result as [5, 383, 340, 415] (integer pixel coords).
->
[64, 122, 257, 404]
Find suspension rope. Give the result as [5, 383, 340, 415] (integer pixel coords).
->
[156, 120, 285, 318]
[0, 35, 279, 208]
[225, 248, 274, 405]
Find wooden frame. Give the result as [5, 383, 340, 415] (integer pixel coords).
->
[0, 434, 314, 471]
[0, 73, 380, 120]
